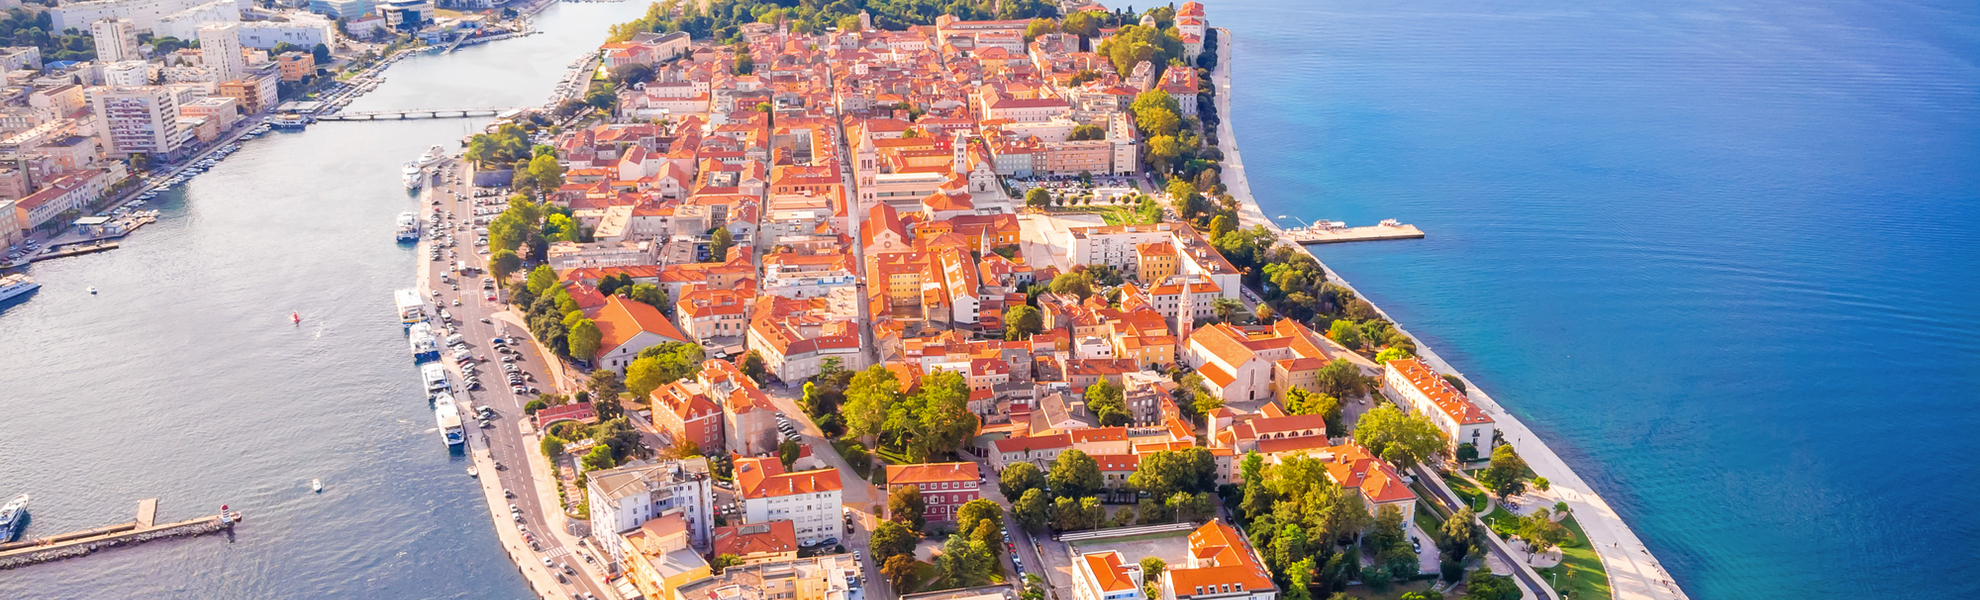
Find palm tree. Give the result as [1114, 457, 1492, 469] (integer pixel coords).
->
[1212, 297, 1243, 323]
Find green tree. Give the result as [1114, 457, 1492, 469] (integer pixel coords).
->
[707, 227, 733, 262]
[311, 42, 331, 65]
[1084, 378, 1128, 426]
[1517, 508, 1568, 554]
[540, 435, 565, 458]
[620, 283, 669, 310]
[1314, 358, 1366, 400]
[711, 553, 744, 574]
[778, 438, 801, 470]
[870, 520, 918, 564]
[1352, 405, 1448, 470]
[525, 264, 559, 296]
[587, 369, 627, 420]
[489, 249, 521, 280]
[913, 369, 977, 459]
[1207, 213, 1235, 240]
[740, 350, 767, 383]
[1025, 187, 1052, 208]
[939, 532, 994, 587]
[1478, 445, 1529, 499]
[1284, 388, 1342, 432]
[1375, 346, 1411, 364]
[882, 554, 921, 591]
[1464, 570, 1521, 600]
[1014, 488, 1050, 533]
[1328, 319, 1363, 350]
[1048, 450, 1102, 498]
[1212, 297, 1243, 323]
[579, 444, 616, 472]
[1052, 495, 1101, 531]
[528, 153, 565, 194]
[1022, 17, 1055, 43]
[957, 499, 1004, 532]
[1049, 271, 1096, 299]
[1129, 448, 1218, 497]
[624, 342, 705, 397]
[1000, 462, 1045, 499]
[1139, 558, 1165, 598]
[888, 484, 926, 531]
[836, 14, 863, 32]
[567, 318, 602, 360]
[842, 365, 902, 446]
[1005, 304, 1044, 340]
[1067, 124, 1107, 141]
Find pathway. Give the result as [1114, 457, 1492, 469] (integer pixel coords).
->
[1210, 27, 1690, 600]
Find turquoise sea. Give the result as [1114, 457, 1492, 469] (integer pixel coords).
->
[1218, 0, 1979, 597]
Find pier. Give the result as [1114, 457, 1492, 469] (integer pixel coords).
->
[1283, 220, 1425, 244]
[316, 108, 513, 121]
[0, 499, 241, 570]
[29, 240, 120, 263]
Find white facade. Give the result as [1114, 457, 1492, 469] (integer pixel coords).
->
[197, 23, 245, 83]
[154, 0, 243, 40]
[90, 86, 191, 156]
[101, 60, 151, 86]
[236, 15, 334, 49]
[52, 0, 224, 33]
[585, 457, 715, 561]
[91, 18, 142, 62]
[741, 487, 842, 546]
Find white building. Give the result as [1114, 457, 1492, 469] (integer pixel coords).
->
[585, 457, 715, 561]
[101, 60, 151, 86]
[90, 85, 192, 157]
[91, 18, 141, 62]
[1382, 358, 1496, 454]
[153, 0, 242, 40]
[236, 14, 335, 49]
[734, 457, 843, 546]
[53, 0, 219, 33]
[1074, 551, 1147, 600]
[197, 23, 245, 84]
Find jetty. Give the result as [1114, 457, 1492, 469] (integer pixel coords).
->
[316, 108, 512, 121]
[0, 499, 241, 570]
[30, 240, 120, 262]
[1283, 219, 1425, 244]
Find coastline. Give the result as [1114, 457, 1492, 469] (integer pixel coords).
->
[1208, 27, 1690, 600]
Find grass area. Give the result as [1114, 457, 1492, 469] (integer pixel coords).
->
[1534, 515, 1611, 600]
[1482, 506, 1519, 538]
[1040, 204, 1156, 226]
[1442, 473, 1488, 512]
[1414, 501, 1447, 534]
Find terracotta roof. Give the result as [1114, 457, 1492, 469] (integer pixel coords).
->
[711, 520, 798, 557]
[735, 457, 843, 499]
[1081, 552, 1137, 592]
[886, 462, 980, 485]
[1387, 358, 1493, 425]
[1170, 520, 1275, 597]
[594, 296, 690, 359]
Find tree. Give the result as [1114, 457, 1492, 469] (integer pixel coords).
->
[1464, 570, 1521, 600]
[1478, 445, 1529, 499]
[1211, 297, 1243, 323]
[939, 533, 994, 587]
[620, 283, 668, 310]
[740, 350, 767, 383]
[1000, 462, 1045, 499]
[1517, 508, 1568, 554]
[1284, 388, 1342, 431]
[842, 365, 902, 445]
[913, 370, 978, 459]
[567, 318, 602, 361]
[1014, 488, 1050, 533]
[870, 520, 918, 564]
[540, 435, 565, 458]
[888, 484, 926, 531]
[1328, 319, 1363, 350]
[711, 553, 744, 574]
[1352, 405, 1447, 470]
[311, 42, 331, 65]
[882, 554, 921, 591]
[1049, 271, 1096, 300]
[1005, 304, 1044, 340]
[1085, 378, 1128, 426]
[1025, 187, 1052, 208]
[1439, 508, 1478, 562]
[1442, 374, 1468, 393]
[836, 14, 863, 32]
[526, 264, 559, 296]
[624, 342, 705, 397]
[489, 249, 521, 280]
[707, 227, 733, 262]
[527, 153, 565, 195]
[1022, 17, 1055, 42]
[587, 369, 626, 420]
[1375, 346, 1411, 364]
[1208, 213, 1235, 240]
[1052, 495, 1102, 531]
[1533, 476, 1550, 491]
[1129, 448, 1217, 497]
[1048, 450, 1103, 498]
[1067, 124, 1107, 141]
[609, 62, 655, 85]
[1455, 443, 1480, 463]
[956, 499, 1004, 533]
[580, 444, 616, 472]
[1314, 358, 1366, 400]
[778, 438, 801, 470]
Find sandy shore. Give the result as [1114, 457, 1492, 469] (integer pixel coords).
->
[1207, 27, 1691, 600]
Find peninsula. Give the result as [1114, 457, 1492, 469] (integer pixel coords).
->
[405, 2, 1684, 600]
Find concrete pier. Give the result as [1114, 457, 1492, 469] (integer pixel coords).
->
[0, 499, 240, 570]
[1284, 222, 1426, 244]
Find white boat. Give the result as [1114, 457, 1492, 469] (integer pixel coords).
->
[395, 211, 421, 242]
[421, 362, 450, 393]
[0, 493, 27, 541]
[311, 479, 323, 493]
[415, 145, 449, 168]
[402, 161, 424, 191]
[0, 274, 40, 302]
[409, 321, 440, 362]
[395, 288, 431, 326]
[435, 402, 465, 446]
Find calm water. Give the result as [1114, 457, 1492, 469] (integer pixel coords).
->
[0, 2, 649, 597]
[1220, 0, 1980, 597]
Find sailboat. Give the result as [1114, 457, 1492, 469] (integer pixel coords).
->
[292, 310, 302, 324]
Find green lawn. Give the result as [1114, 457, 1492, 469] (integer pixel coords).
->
[1482, 506, 1519, 538]
[1442, 473, 1488, 512]
[1338, 579, 1436, 600]
[1534, 515, 1611, 600]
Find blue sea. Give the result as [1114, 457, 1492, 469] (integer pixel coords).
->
[1218, 0, 1980, 597]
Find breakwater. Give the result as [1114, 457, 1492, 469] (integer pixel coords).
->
[0, 500, 240, 570]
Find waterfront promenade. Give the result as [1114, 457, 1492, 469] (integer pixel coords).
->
[1210, 28, 1690, 600]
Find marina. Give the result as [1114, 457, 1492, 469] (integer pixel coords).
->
[0, 499, 240, 570]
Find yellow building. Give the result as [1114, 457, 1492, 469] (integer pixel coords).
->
[1137, 242, 1178, 284]
[616, 512, 710, 600]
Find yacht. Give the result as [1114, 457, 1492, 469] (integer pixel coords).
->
[415, 145, 449, 168]
[0, 493, 26, 541]
[0, 274, 39, 302]
[395, 211, 421, 242]
[435, 401, 465, 446]
[408, 321, 440, 362]
[402, 161, 424, 191]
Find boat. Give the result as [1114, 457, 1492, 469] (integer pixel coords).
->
[292, 310, 301, 324]
[402, 161, 424, 191]
[467, 466, 478, 478]
[87, 286, 97, 295]
[409, 321, 440, 362]
[0, 494, 27, 541]
[395, 288, 431, 327]
[311, 479, 323, 493]
[415, 145, 449, 168]
[421, 362, 450, 393]
[268, 114, 310, 131]
[0, 274, 40, 302]
[435, 401, 466, 446]
[395, 211, 421, 242]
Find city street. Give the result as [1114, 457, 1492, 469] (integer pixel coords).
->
[415, 161, 615, 600]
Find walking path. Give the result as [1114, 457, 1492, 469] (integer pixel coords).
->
[1209, 28, 1690, 600]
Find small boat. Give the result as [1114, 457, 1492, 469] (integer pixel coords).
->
[0, 493, 27, 541]
[292, 310, 302, 324]
[311, 479, 323, 493]
[87, 286, 97, 295]
[467, 466, 479, 478]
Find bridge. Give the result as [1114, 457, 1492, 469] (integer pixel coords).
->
[315, 108, 515, 121]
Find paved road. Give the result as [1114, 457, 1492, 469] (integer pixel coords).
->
[417, 162, 615, 600]
[1411, 464, 1548, 600]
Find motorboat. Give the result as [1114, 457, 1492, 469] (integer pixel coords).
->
[0, 274, 40, 302]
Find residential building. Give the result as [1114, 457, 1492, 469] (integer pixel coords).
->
[12, 170, 107, 230]
[671, 555, 858, 600]
[197, 23, 245, 83]
[885, 462, 980, 524]
[276, 52, 314, 82]
[711, 520, 799, 565]
[735, 457, 844, 545]
[586, 457, 715, 559]
[616, 512, 713, 600]
[1074, 551, 1146, 600]
[91, 86, 191, 158]
[1315, 443, 1417, 531]
[1159, 520, 1278, 600]
[54, 0, 211, 33]
[650, 379, 726, 453]
[91, 18, 141, 63]
[307, 0, 374, 19]
[592, 295, 692, 372]
[237, 14, 335, 49]
[1382, 358, 1496, 453]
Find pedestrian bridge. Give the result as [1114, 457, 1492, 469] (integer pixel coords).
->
[315, 108, 517, 121]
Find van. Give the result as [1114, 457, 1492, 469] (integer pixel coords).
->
[445, 334, 466, 347]
[455, 260, 469, 274]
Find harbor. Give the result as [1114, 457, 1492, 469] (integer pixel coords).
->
[0, 499, 240, 570]
[1282, 218, 1426, 244]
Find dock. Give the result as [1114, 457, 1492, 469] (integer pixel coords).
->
[1283, 221, 1425, 244]
[29, 240, 120, 262]
[0, 499, 241, 570]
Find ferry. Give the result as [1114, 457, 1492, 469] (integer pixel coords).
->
[434, 401, 466, 446]
[0, 274, 39, 302]
[421, 362, 450, 393]
[268, 114, 310, 131]
[0, 493, 26, 541]
[395, 211, 421, 242]
[395, 288, 430, 327]
[408, 321, 440, 362]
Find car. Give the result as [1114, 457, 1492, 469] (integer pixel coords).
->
[529, 540, 541, 551]
[562, 564, 576, 576]
[504, 489, 515, 499]
[513, 386, 528, 394]
[542, 557, 554, 567]
[853, 551, 861, 563]
[479, 318, 492, 324]
[513, 514, 525, 523]
[554, 573, 568, 584]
